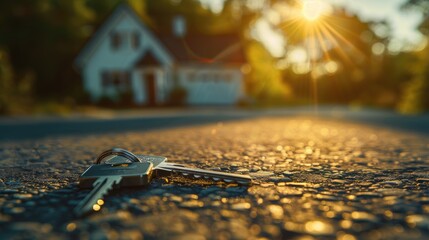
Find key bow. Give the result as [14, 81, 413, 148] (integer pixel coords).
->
[95, 148, 141, 164]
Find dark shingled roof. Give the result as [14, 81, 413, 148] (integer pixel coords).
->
[154, 32, 246, 65]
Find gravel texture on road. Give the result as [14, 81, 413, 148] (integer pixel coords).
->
[1, 115, 429, 240]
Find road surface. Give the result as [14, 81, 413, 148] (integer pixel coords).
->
[1, 108, 429, 239]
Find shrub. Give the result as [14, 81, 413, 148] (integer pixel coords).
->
[0, 50, 33, 115]
[168, 86, 187, 106]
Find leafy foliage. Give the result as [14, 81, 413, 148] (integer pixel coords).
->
[0, 0, 94, 100]
[397, 0, 429, 113]
[168, 86, 188, 106]
[246, 41, 292, 103]
[0, 50, 33, 114]
[0, 0, 428, 114]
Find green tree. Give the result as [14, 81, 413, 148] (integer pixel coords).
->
[275, 5, 391, 106]
[399, 0, 429, 112]
[246, 41, 292, 103]
[0, 0, 94, 100]
[0, 49, 33, 114]
[396, 47, 429, 113]
[0, 50, 15, 114]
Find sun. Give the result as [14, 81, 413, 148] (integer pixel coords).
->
[302, 0, 323, 21]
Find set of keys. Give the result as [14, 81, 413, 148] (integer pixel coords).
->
[74, 148, 252, 216]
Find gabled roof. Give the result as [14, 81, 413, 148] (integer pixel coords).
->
[75, 4, 246, 69]
[74, 4, 157, 69]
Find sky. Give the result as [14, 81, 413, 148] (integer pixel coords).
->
[326, 0, 424, 49]
[202, 0, 426, 56]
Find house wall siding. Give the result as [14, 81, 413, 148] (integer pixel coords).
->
[82, 11, 173, 102]
[131, 70, 145, 104]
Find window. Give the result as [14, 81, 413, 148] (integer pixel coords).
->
[202, 73, 210, 81]
[224, 73, 232, 82]
[188, 71, 196, 82]
[101, 71, 130, 91]
[131, 32, 140, 49]
[110, 32, 121, 50]
[213, 73, 220, 82]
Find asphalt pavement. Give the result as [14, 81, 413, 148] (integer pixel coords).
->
[1, 107, 429, 240]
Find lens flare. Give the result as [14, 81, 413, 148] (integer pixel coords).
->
[92, 204, 101, 211]
[302, 0, 323, 21]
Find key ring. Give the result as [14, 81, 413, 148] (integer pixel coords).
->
[95, 148, 141, 164]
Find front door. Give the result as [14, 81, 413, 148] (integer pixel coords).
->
[144, 72, 156, 106]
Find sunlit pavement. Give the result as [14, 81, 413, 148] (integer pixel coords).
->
[1, 108, 429, 239]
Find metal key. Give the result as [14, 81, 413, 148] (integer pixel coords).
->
[98, 149, 252, 185]
[100, 149, 252, 185]
[75, 149, 252, 216]
[74, 150, 153, 216]
[151, 161, 252, 185]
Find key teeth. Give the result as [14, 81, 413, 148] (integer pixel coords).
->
[237, 180, 251, 185]
[172, 170, 250, 185]
[210, 177, 238, 184]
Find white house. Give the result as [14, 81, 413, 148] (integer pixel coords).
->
[74, 4, 247, 106]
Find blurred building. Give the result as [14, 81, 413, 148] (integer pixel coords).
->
[74, 4, 246, 106]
